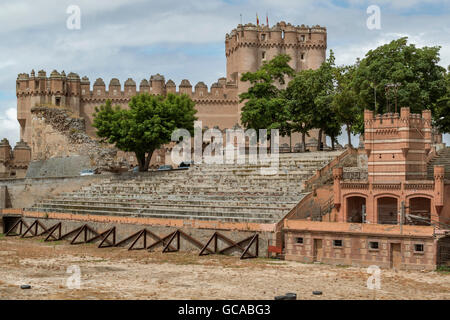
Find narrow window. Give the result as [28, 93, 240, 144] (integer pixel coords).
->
[82, 89, 85, 95]
[300, 35, 305, 42]
[296, 237, 303, 244]
[261, 34, 266, 41]
[333, 240, 343, 247]
[414, 244, 424, 252]
[113, 89, 117, 96]
[262, 51, 266, 59]
[55, 97, 61, 106]
[369, 241, 379, 250]
[281, 30, 285, 39]
[97, 89, 101, 96]
[301, 53, 304, 60]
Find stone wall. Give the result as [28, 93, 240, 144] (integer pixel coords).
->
[284, 230, 437, 270]
[0, 186, 8, 209]
[26, 155, 92, 178]
[0, 175, 110, 208]
[283, 220, 438, 270]
[30, 106, 130, 171]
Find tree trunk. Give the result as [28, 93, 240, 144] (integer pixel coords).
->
[136, 152, 146, 172]
[331, 137, 335, 151]
[301, 131, 306, 152]
[317, 129, 323, 151]
[347, 124, 353, 148]
[143, 150, 155, 171]
[289, 132, 292, 153]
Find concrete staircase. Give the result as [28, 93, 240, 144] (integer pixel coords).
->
[427, 147, 450, 180]
[27, 151, 343, 224]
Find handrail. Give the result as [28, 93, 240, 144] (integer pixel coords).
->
[304, 147, 356, 190]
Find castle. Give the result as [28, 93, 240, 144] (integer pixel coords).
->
[16, 22, 327, 151]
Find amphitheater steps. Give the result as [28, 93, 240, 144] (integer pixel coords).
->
[27, 151, 343, 224]
[427, 147, 450, 179]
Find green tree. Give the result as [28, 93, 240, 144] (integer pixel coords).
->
[286, 51, 339, 151]
[285, 69, 316, 151]
[332, 65, 360, 147]
[352, 37, 447, 117]
[434, 67, 450, 133]
[240, 54, 295, 139]
[93, 93, 197, 172]
[323, 106, 342, 150]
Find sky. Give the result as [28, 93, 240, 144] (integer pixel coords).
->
[0, 0, 449, 147]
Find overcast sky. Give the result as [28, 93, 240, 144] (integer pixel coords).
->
[0, 0, 449, 146]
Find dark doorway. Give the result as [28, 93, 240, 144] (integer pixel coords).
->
[2, 216, 21, 234]
[378, 197, 398, 224]
[390, 243, 402, 269]
[313, 239, 323, 262]
[346, 196, 366, 223]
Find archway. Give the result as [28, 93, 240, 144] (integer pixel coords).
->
[377, 197, 398, 224]
[346, 196, 366, 223]
[407, 197, 431, 226]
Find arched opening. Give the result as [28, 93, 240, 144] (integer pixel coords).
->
[346, 196, 366, 223]
[407, 197, 431, 226]
[377, 197, 398, 224]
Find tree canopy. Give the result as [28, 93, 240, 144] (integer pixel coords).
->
[239, 54, 294, 136]
[332, 65, 359, 146]
[93, 93, 197, 171]
[352, 37, 447, 118]
[434, 67, 450, 133]
[286, 51, 340, 150]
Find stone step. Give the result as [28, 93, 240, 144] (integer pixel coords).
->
[48, 196, 300, 208]
[34, 201, 290, 214]
[28, 206, 281, 223]
[58, 192, 303, 202]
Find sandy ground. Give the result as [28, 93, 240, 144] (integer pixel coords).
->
[0, 235, 449, 300]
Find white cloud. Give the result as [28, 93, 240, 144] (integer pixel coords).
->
[0, 106, 20, 145]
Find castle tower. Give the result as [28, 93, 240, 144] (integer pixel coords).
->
[364, 107, 432, 183]
[109, 78, 121, 98]
[179, 79, 192, 96]
[150, 74, 165, 95]
[334, 107, 443, 226]
[0, 138, 12, 163]
[124, 78, 137, 97]
[139, 79, 150, 94]
[225, 21, 327, 121]
[12, 140, 31, 166]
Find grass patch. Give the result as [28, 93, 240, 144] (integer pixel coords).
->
[436, 266, 450, 274]
[38, 239, 63, 245]
[335, 264, 351, 268]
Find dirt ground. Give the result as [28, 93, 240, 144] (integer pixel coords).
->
[0, 235, 449, 300]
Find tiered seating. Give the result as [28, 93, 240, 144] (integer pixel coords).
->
[28, 151, 342, 224]
[427, 147, 450, 180]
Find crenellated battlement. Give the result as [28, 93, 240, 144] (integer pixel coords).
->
[225, 21, 327, 57]
[364, 108, 432, 131]
[363, 107, 433, 182]
[17, 71, 238, 102]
